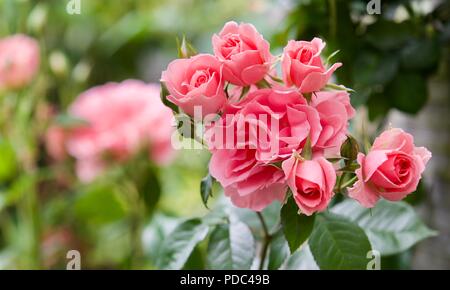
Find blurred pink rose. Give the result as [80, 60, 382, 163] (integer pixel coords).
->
[0, 34, 40, 90]
[281, 38, 341, 93]
[57, 80, 175, 182]
[311, 90, 355, 152]
[209, 149, 287, 211]
[212, 21, 272, 86]
[161, 54, 226, 118]
[348, 128, 431, 208]
[45, 126, 67, 161]
[282, 156, 336, 215]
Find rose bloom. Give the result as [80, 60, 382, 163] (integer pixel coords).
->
[349, 128, 431, 208]
[161, 54, 226, 118]
[311, 90, 355, 153]
[207, 88, 322, 163]
[48, 80, 176, 182]
[0, 34, 40, 90]
[282, 156, 336, 215]
[281, 38, 341, 93]
[209, 148, 287, 211]
[212, 21, 273, 86]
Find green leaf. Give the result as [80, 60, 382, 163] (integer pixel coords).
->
[366, 20, 412, 50]
[255, 78, 271, 89]
[282, 244, 319, 270]
[324, 83, 355, 92]
[366, 93, 391, 121]
[207, 219, 255, 270]
[74, 183, 127, 225]
[268, 228, 290, 270]
[301, 135, 312, 160]
[200, 173, 214, 209]
[353, 51, 399, 86]
[325, 49, 340, 66]
[340, 135, 359, 163]
[156, 218, 209, 270]
[160, 82, 178, 112]
[337, 163, 360, 173]
[400, 38, 439, 71]
[135, 166, 161, 214]
[281, 196, 315, 252]
[387, 73, 427, 114]
[0, 138, 17, 182]
[142, 214, 179, 262]
[308, 213, 372, 270]
[332, 199, 437, 255]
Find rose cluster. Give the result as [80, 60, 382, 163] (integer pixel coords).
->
[161, 21, 431, 214]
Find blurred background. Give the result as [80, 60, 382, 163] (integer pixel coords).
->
[0, 0, 448, 269]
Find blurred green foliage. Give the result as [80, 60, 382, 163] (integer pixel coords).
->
[274, 0, 448, 120]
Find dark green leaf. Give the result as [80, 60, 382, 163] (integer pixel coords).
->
[74, 183, 127, 225]
[207, 219, 255, 270]
[332, 199, 437, 255]
[401, 38, 439, 71]
[340, 135, 359, 162]
[367, 93, 391, 121]
[366, 20, 413, 50]
[160, 82, 178, 112]
[136, 166, 161, 214]
[200, 173, 214, 209]
[156, 218, 209, 270]
[387, 73, 427, 114]
[281, 196, 315, 252]
[255, 78, 271, 89]
[268, 228, 290, 270]
[338, 162, 360, 173]
[353, 51, 399, 86]
[309, 213, 372, 269]
[282, 244, 318, 270]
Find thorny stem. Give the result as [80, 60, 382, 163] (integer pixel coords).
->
[256, 212, 272, 270]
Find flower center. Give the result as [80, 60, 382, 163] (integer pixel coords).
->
[191, 69, 212, 88]
[394, 156, 411, 181]
[295, 46, 315, 64]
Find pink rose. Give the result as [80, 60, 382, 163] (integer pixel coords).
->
[207, 88, 321, 162]
[61, 80, 175, 182]
[311, 90, 355, 152]
[209, 149, 287, 211]
[212, 21, 272, 86]
[348, 128, 431, 208]
[282, 156, 336, 215]
[0, 34, 40, 90]
[161, 54, 226, 118]
[281, 38, 341, 93]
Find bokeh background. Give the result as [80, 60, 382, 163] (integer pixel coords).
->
[0, 0, 448, 269]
